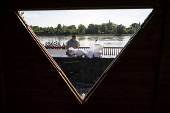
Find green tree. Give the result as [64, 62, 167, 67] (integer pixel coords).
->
[117, 24, 126, 35]
[31, 26, 41, 35]
[97, 30, 102, 34]
[86, 24, 95, 34]
[57, 24, 62, 30]
[127, 28, 136, 34]
[72, 29, 79, 34]
[18, 11, 24, 18]
[106, 22, 117, 34]
[65, 29, 72, 35]
[127, 23, 140, 34]
[30, 21, 142, 35]
[130, 23, 140, 30]
[48, 27, 55, 35]
[43, 27, 48, 35]
[78, 24, 86, 34]
[112, 25, 117, 34]
[56, 24, 63, 34]
[94, 25, 100, 34]
[63, 25, 67, 31]
[67, 25, 76, 30]
[100, 23, 107, 34]
[106, 22, 113, 31]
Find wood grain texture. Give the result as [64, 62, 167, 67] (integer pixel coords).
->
[153, 0, 170, 113]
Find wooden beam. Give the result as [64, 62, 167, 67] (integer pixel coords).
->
[2, 0, 165, 10]
[0, 44, 8, 113]
[152, 0, 170, 112]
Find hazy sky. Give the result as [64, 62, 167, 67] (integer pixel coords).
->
[22, 9, 153, 28]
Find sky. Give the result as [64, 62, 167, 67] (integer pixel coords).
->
[21, 9, 153, 28]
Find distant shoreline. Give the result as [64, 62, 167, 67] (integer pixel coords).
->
[37, 34, 133, 37]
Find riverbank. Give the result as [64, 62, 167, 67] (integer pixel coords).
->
[37, 34, 133, 37]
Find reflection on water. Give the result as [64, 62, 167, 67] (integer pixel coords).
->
[38, 35, 132, 47]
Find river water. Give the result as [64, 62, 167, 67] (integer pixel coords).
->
[38, 35, 132, 47]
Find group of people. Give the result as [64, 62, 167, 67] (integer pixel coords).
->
[66, 35, 80, 56]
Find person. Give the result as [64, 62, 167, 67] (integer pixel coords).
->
[66, 35, 80, 55]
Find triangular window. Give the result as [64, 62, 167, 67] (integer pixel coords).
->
[18, 9, 153, 103]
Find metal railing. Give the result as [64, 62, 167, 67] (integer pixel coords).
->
[45, 47, 123, 56]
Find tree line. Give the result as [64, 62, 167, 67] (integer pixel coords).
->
[30, 21, 140, 36]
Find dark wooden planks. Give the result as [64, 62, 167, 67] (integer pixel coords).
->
[2, 0, 165, 10]
[85, 8, 165, 112]
[0, 45, 8, 113]
[153, 0, 170, 113]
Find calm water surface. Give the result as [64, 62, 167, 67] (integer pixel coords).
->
[38, 35, 132, 47]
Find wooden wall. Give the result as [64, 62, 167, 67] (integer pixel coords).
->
[153, 0, 170, 112]
[0, 0, 170, 113]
